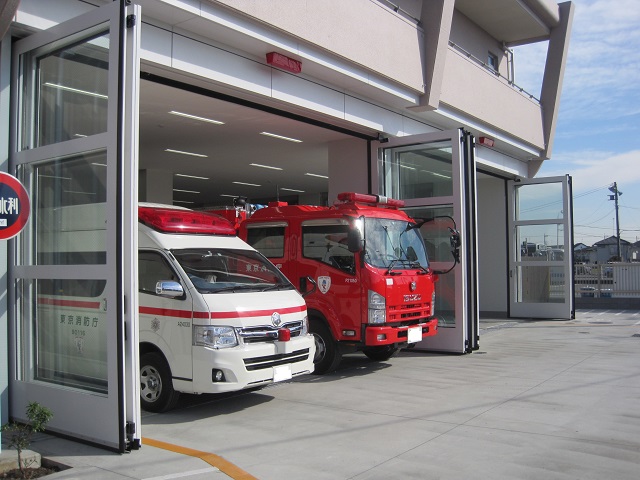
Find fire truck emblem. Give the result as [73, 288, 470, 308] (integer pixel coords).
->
[410, 281, 417, 292]
[318, 276, 331, 294]
[271, 312, 282, 327]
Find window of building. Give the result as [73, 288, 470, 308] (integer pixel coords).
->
[487, 52, 499, 72]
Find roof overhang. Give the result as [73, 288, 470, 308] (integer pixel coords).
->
[455, 0, 560, 46]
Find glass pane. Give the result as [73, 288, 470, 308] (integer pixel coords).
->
[381, 141, 453, 200]
[20, 151, 108, 265]
[35, 32, 110, 148]
[515, 183, 564, 221]
[404, 205, 456, 327]
[34, 278, 108, 394]
[515, 266, 565, 303]
[516, 224, 565, 261]
[434, 271, 455, 326]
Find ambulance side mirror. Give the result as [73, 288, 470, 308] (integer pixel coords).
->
[156, 280, 184, 298]
[347, 228, 363, 253]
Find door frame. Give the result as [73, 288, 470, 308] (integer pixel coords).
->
[370, 129, 479, 353]
[507, 175, 575, 319]
[8, 0, 140, 451]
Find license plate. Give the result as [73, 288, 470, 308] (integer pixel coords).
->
[408, 326, 422, 343]
[273, 364, 292, 382]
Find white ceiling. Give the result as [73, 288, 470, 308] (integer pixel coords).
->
[139, 79, 357, 207]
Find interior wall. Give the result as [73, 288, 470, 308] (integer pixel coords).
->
[139, 169, 173, 205]
[327, 138, 368, 204]
[477, 174, 508, 316]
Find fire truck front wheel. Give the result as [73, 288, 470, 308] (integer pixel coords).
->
[310, 318, 342, 375]
[140, 352, 180, 412]
[363, 345, 399, 361]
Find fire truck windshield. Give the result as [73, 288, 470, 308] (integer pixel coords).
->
[363, 218, 429, 271]
[171, 248, 293, 294]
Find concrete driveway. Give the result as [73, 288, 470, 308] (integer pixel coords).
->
[19, 310, 640, 479]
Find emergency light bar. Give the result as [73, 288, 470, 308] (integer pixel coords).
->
[337, 192, 405, 208]
[139, 206, 236, 235]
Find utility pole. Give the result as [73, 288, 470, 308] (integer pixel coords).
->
[608, 182, 622, 260]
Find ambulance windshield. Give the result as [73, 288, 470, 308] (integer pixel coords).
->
[171, 248, 293, 294]
[363, 218, 429, 271]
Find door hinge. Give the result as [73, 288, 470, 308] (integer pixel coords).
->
[126, 14, 136, 28]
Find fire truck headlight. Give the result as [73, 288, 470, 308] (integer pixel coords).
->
[301, 315, 309, 335]
[193, 325, 239, 348]
[368, 290, 386, 324]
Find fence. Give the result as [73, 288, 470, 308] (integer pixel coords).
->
[574, 263, 640, 298]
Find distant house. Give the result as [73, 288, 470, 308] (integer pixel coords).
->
[592, 236, 632, 263]
[574, 243, 594, 263]
[630, 241, 640, 262]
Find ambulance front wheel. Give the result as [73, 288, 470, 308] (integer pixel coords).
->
[140, 352, 180, 412]
[310, 318, 341, 374]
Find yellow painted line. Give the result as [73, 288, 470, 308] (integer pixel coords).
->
[142, 437, 258, 480]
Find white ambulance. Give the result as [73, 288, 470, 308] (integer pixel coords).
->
[37, 203, 315, 412]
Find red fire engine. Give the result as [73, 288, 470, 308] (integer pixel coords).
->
[236, 192, 458, 374]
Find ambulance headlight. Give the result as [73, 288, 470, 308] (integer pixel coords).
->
[301, 315, 309, 335]
[193, 325, 238, 348]
[368, 290, 386, 324]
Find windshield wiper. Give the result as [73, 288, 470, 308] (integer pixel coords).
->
[260, 284, 289, 292]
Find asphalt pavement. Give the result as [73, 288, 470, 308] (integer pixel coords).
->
[4, 309, 640, 480]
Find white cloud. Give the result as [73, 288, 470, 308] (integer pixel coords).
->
[514, 0, 640, 121]
[540, 149, 640, 191]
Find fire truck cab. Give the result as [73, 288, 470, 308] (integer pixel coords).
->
[239, 192, 439, 373]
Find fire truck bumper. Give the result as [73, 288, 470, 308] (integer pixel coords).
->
[364, 318, 438, 346]
[186, 334, 316, 394]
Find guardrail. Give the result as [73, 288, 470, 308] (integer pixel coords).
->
[575, 263, 640, 298]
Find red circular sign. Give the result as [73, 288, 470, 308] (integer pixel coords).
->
[0, 172, 31, 240]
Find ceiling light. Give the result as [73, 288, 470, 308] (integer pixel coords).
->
[43, 82, 107, 99]
[173, 200, 195, 204]
[400, 165, 416, 170]
[169, 110, 225, 125]
[91, 163, 107, 167]
[250, 163, 283, 171]
[175, 173, 210, 180]
[173, 188, 200, 194]
[220, 194, 238, 198]
[260, 132, 302, 143]
[233, 181, 261, 187]
[38, 174, 71, 180]
[280, 187, 305, 193]
[165, 148, 208, 158]
[304, 173, 328, 179]
[423, 171, 451, 179]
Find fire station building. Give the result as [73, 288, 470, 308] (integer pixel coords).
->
[0, 0, 574, 450]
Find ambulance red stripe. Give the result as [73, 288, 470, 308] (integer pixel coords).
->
[139, 304, 305, 319]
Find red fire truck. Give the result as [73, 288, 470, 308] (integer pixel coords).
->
[236, 192, 458, 374]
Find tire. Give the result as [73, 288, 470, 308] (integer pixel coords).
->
[363, 345, 399, 361]
[310, 318, 342, 374]
[140, 352, 180, 412]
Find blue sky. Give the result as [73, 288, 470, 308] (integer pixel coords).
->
[513, 0, 640, 246]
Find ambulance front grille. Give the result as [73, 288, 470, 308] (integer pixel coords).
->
[243, 349, 310, 371]
[238, 320, 305, 344]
